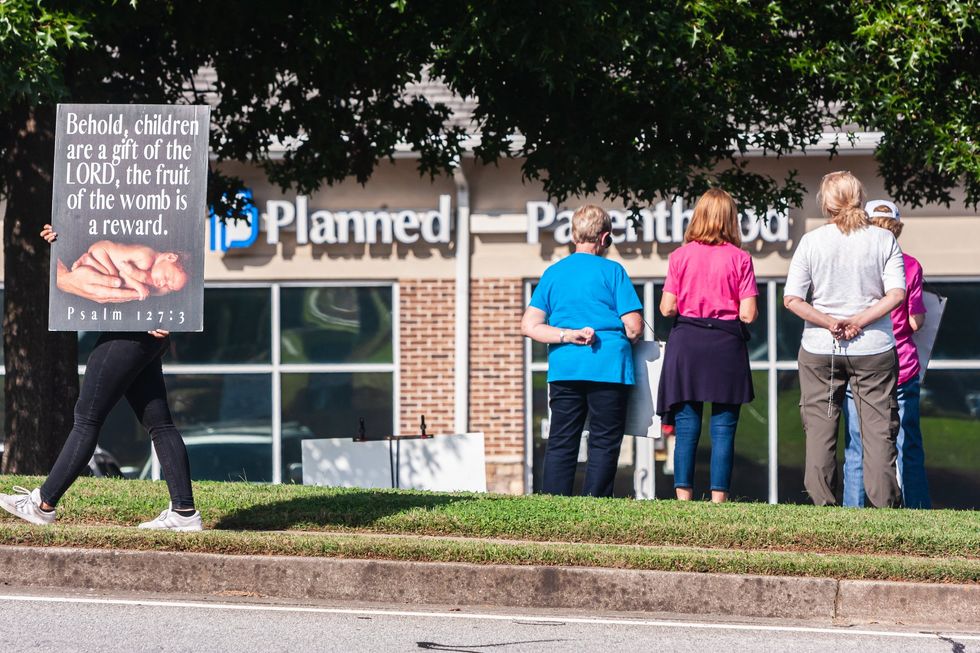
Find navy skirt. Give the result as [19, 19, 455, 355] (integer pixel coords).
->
[656, 315, 754, 415]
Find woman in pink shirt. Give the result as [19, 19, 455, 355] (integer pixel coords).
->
[843, 200, 931, 508]
[657, 189, 758, 503]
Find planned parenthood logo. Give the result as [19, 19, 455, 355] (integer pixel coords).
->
[208, 189, 260, 252]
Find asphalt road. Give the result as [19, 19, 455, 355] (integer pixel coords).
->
[0, 590, 977, 653]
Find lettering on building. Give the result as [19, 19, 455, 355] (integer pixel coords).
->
[526, 199, 789, 245]
[210, 193, 789, 252]
[264, 194, 452, 246]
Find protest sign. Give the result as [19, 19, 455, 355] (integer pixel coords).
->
[914, 288, 947, 383]
[48, 104, 210, 331]
[625, 340, 666, 437]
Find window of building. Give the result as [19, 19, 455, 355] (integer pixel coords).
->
[2, 283, 397, 483]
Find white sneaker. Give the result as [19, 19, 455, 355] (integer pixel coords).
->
[0, 487, 56, 526]
[138, 505, 203, 532]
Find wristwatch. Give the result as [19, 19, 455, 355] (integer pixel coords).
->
[559, 329, 566, 343]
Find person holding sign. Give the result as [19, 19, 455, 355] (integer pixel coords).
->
[656, 189, 758, 504]
[842, 200, 931, 509]
[521, 205, 644, 497]
[0, 225, 202, 531]
[784, 172, 905, 508]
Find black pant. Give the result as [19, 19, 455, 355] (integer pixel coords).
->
[542, 381, 629, 497]
[40, 333, 194, 510]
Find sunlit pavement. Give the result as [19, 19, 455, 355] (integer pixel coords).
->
[1, 588, 977, 653]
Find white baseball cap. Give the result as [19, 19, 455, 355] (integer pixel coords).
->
[865, 199, 901, 221]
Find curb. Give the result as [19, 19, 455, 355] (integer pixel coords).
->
[0, 545, 977, 628]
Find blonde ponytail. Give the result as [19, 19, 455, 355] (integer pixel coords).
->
[817, 171, 869, 235]
[834, 206, 869, 235]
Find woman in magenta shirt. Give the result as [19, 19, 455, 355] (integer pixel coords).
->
[843, 200, 931, 508]
[657, 189, 758, 503]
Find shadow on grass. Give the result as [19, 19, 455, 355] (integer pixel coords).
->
[213, 489, 475, 532]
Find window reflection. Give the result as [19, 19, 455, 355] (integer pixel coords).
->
[5, 283, 402, 488]
[529, 371, 548, 493]
[730, 371, 769, 501]
[168, 288, 271, 364]
[532, 341, 547, 364]
[72, 373, 273, 483]
[280, 372, 394, 483]
[775, 371, 810, 504]
[78, 288, 273, 364]
[928, 283, 980, 360]
[775, 369, 980, 509]
[280, 287, 393, 364]
[776, 283, 804, 361]
[167, 374, 273, 483]
[919, 371, 980, 509]
[98, 400, 149, 478]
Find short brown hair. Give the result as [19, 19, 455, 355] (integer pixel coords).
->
[870, 216, 904, 238]
[684, 188, 742, 246]
[571, 204, 612, 244]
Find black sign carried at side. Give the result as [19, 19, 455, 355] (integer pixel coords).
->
[48, 103, 210, 331]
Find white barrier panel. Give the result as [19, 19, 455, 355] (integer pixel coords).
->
[301, 432, 487, 492]
[625, 341, 666, 438]
[914, 289, 947, 383]
[301, 438, 392, 489]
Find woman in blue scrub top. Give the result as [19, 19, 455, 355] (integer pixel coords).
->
[521, 205, 643, 497]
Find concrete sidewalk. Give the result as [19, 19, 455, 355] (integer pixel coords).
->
[0, 545, 976, 630]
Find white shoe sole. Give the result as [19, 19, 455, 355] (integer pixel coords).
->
[0, 499, 54, 526]
[138, 524, 203, 532]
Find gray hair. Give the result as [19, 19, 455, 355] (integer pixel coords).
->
[571, 204, 611, 244]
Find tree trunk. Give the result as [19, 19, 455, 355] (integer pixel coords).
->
[1, 104, 79, 474]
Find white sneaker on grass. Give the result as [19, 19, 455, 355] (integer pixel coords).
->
[138, 505, 203, 532]
[0, 487, 56, 526]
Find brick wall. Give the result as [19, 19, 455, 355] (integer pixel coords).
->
[398, 276, 527, 494]
[469, 278, 526, 493]
[399, 279, 456, 435]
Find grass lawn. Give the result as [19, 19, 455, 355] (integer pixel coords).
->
[0, 476, 976, 583]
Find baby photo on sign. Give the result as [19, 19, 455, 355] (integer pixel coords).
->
[63, 240, 190, 300]
[48, 103, 209, 331]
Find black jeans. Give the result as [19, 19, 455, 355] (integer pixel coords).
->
[40, 333, 194, 510]
[542, 381, 630, 497]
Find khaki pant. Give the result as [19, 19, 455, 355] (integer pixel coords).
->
[798, 347, 901, 508]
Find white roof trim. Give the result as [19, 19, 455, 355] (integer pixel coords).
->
[234, 131, 881, 162]
[741, 131, 883, 157]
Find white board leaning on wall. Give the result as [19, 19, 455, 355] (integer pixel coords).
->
[301, 433, 488, 492]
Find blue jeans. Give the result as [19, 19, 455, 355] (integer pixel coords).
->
[844, 377, 931, 509]
[672, 401, 740, 493]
